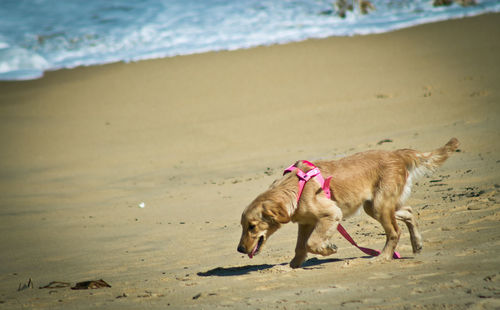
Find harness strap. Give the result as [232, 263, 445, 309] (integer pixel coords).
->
[284, 160, 401, 259]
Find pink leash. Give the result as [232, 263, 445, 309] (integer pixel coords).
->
[284, 160, 401, 259]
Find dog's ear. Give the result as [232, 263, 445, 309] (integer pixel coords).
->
[262, 201, 290, 224]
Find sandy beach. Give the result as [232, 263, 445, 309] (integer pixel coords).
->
[0, 12, 499, 309]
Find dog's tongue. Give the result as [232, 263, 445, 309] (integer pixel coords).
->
[248, 243, 259, 259]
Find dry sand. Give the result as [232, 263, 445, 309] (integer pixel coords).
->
[0, 13, 499, 310]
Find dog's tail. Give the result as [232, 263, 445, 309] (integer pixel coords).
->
[397, 138, 460, 179]
[418, 137, 460, 171]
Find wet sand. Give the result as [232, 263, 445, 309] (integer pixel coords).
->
[0, 13, 499, 309]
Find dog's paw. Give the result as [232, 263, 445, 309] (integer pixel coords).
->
[308, 242, 337, 256]
[328, 243, 338, 251]
[290, 256, 306, 269]
[325, 243, 338, 254]
[411, 235, 423, 254]
[412, 243, 423, 254]
[290, 260, 302, 269]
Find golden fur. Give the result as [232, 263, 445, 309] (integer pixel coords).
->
[238, 138, 459, 268]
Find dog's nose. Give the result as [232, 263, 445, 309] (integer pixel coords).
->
[237, 244, 246, 254]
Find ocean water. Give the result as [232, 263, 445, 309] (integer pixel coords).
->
[0, 0, 499, 81]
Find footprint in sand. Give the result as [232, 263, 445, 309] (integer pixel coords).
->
[375, 93, 392, 99]
[455, 248, 481, 257]
[423, 85, 433, 97]
[469, 90, 489, 97]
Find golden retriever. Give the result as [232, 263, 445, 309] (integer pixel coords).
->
[238, 138, 459, 268]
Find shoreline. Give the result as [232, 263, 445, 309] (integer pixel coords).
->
[0, 12, 498, 84]
[3, 7, 500, 82]
[0, 13, 499, 309]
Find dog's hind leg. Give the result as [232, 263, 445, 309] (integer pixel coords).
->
[372, 196, 401, 260]
[364, 199, 401, 260]
[290, 224, 315, 268]
[396, 205, 423, 253]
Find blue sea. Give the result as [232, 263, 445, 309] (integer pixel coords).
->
[1, 0, 499, 81]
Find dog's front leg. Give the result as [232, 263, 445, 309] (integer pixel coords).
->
[290, 224, 315, 268]
[306, 201, 343, 257]
[307, 218, 339, 256]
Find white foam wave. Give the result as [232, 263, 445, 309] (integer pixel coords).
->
[0, 47, 49, 80]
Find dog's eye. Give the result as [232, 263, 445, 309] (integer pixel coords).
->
[248, 224, 256, 231]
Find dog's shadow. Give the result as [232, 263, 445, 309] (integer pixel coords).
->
[197, 264, 275, 277]
[197, 257, 343, 277]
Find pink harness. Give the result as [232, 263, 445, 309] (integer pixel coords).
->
[284, 160, 401, 259]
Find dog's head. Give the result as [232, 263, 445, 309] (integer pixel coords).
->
[237, 194, 290, 258]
